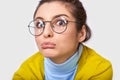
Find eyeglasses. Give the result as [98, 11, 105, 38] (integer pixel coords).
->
[28, 17, 79, 36]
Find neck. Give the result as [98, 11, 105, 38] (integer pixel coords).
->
[50, 53, 75, 64]
[50, 48, 79, 64]
[44, 44, 83, 80]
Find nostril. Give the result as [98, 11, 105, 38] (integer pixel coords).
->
[48, 34, 51, 37]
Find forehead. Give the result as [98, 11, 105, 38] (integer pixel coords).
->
[35, 1, 75, 20]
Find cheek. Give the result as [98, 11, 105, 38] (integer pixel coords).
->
[64, 27, 79, 43]
[56, 34, 79, 57]
[64, 27, 79, 45]
[58, 31, 79, 48]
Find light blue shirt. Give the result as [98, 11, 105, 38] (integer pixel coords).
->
[44, 45, 83, 80]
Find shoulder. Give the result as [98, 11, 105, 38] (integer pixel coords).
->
[23, 52, 44, 64]
[75, 45, 113, 80]
[82, 45, 112, 66]
[13, 52, 44, 80]
[20, 52, 44, 68]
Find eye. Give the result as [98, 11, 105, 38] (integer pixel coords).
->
[56, 20, 67, 26]
[35, 20, 45, 28]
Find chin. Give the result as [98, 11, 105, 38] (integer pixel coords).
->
[40, 49, 58, 58]
[43, 53, 57, 58]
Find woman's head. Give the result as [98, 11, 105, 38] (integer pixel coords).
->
[31, 0, 91, 63]
[34, 0, 91, 42]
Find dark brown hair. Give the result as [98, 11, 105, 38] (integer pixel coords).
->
[33, 0, 91, 42]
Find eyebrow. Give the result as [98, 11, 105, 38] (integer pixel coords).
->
[35, 14, 69, 20]
[52, 14, 69, 19]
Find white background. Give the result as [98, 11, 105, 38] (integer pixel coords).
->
[0, 0, 119, 80]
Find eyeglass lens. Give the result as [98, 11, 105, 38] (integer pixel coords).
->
[28, 17, 68, 36]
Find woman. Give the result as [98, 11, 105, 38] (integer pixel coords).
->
[13, 0, 113, 80]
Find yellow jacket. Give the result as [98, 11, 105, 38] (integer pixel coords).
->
[13, 45, 113, 80]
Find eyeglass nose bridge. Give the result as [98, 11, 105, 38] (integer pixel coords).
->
[42, 20, 55, 31]
[42, 20, 54, 32]
[43, 21, 53, 27]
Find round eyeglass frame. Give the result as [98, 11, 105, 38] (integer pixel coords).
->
[28, 17, 80, 36]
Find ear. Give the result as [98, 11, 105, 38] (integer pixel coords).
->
[78, 25, 86, 42]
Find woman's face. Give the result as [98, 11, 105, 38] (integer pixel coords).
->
[35, 1, 84, 63]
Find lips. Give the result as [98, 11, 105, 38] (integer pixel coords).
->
[41, 42, 56, 49]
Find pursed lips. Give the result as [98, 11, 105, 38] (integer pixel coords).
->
[41, 42, 56, 49]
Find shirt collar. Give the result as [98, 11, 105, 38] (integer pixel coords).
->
[44, 44, 83, 74]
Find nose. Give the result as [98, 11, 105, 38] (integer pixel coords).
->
[42, 23, 53, 38]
